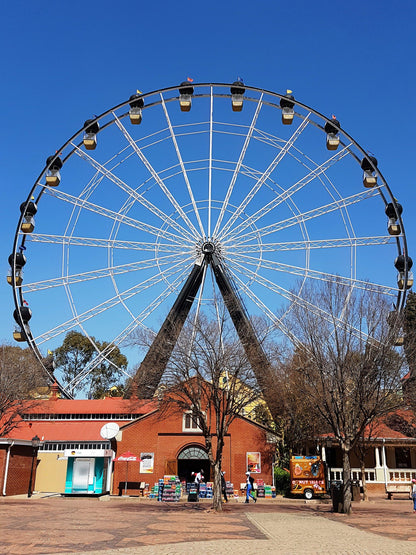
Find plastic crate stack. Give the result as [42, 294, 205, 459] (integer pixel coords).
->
[256, 478, 265, 498]
[148, 483, 159, 499]
[198, 483, 208, 498]
[157, 479, 164, 501]
[205, 482, 213, 498]
[161, 475, 181, 502]
[226, 481, 234, 498]
[264, 484, 273, 498]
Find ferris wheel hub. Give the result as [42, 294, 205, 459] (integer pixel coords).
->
[202, 241, 215, 254]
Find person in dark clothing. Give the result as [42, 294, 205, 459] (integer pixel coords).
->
[221, 471, 228, 503]
[245, 471, 256, 503]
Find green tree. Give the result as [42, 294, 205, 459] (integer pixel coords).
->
[53, 331, 128, 398]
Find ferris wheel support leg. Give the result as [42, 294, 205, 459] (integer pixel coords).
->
[210, 254, 279, 416]
[134, 260, 205, 399]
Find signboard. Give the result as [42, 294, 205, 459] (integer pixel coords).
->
[246, 452, 261, 473]
[140, 452, 154, 473]
[64, 449, 113, 458]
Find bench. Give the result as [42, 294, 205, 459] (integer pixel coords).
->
[386, 483, 412, 499]
[117, 481, 146, 496]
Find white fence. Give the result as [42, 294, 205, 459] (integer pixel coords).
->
[330, 467, 376, 483]
[330, 467, 416, 484]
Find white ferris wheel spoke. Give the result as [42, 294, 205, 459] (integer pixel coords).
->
[227, 258, 372, 341]
[224, 145, 352, 242]
[33, 257, 194, 345]
[22, 252, 188, 293]
[208, 87, 213, 237]
[67, 268, 193, 392]
[227, 188, 380, 246]
[45, 187, 188, 245]
[71, 141, 195, 243]
[227, 235, 396, 253]
[26, 233, 185, 252]
[112, 112, 200, 239]
[160, 94, 205, 237]
[225, 266, 300, 347]
[213, 93, 264, 238]
[228, 252, 397, 297]
[217, 115, 311, 242]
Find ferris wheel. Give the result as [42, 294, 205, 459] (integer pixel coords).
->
[9, 81, 412, 398]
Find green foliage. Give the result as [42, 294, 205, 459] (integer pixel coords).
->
[54, 331, 128, 398]
[274, 466, 290, 495]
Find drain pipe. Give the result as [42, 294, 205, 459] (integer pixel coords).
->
[2, 441, 14, 496]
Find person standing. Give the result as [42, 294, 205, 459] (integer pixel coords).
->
[195, 469, 204, 493]
[221, 471, 228, 503]
[412, 479, 416, 513]
[245, 471, 256, 503]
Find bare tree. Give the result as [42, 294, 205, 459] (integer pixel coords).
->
[283, 279, 407, 514]
[0, 344, 48, 436]
[155, 310, 266, 511]
[275, 354, 329, 465]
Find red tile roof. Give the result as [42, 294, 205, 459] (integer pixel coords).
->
[319, 409, 416, 442]
[369, 408, 416, 440]
[1, 397, 157, 443]
[4, 420, 129, 442]
[24, 397, 155, 414]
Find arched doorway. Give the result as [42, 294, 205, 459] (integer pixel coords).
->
[177, 445, 210, 483]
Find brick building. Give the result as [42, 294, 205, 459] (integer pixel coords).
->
[0, 440, 38, 496]
[112, 402, 278, 495]
[0, 391, 155, 496]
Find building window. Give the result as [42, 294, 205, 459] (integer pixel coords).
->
[178, 446, 208, 460]
[22, 412, 139, 421]
[395, 447, 411, 468]
[183, 410, 202, 432]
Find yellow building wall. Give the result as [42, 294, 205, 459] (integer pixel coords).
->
[35, 452, 67, 493]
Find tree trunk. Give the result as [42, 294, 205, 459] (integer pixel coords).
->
[342, 448, 352, 514]
[212, 461, 223, 511]
[360, 459, 368, 501]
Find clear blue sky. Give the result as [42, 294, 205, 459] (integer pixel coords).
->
[1, 0, 415, 373]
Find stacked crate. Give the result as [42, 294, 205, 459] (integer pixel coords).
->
[161, 475, 181, 502]
[157, 479, 164, 501]
[148, 483, 159, 499]
[226, 481, 234, 498]
[198, 483, 207, 498]
[256, 478, 265, 498]
[205, 482, 213, 498]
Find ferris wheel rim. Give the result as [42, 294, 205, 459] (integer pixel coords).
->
[10, 82, 410, 398]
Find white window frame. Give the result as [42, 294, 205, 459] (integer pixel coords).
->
[182, 410, 203, 433]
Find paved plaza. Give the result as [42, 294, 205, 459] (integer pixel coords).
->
[2, 495, 416, 554]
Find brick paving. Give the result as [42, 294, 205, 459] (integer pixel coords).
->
[1, 495, 416, 554]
